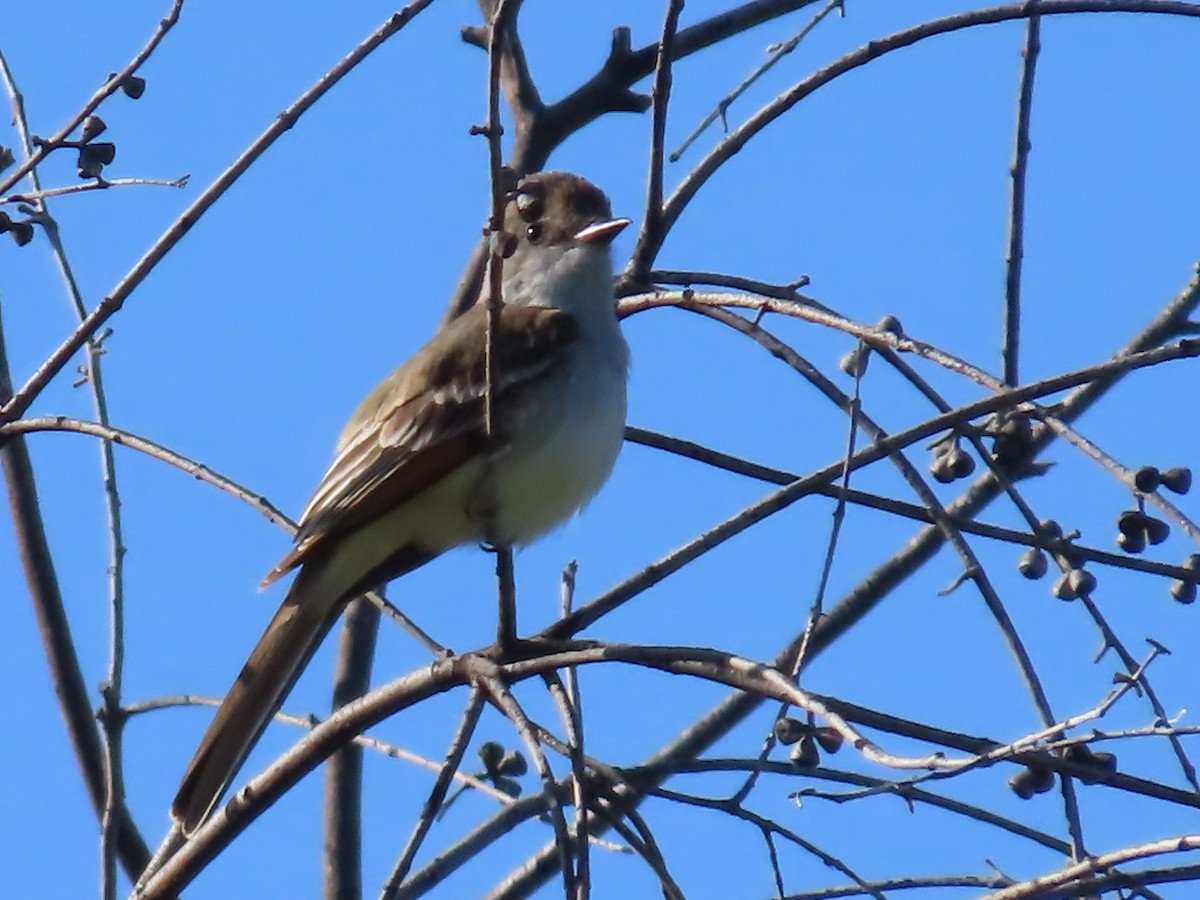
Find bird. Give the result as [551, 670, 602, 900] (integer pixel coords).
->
[171, 171, 630, 834]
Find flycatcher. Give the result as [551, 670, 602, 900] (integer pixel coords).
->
[172, 171, 630, 833]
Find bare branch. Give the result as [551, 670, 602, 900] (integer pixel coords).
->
[627, 0, 684, 283]
[1003, 4, 1042, 386]
[649, 1, 1200, 273]
[380, 688, 486, 898]
[324, 597, 380, 900]
[0, 309, 151, 881]
[0, 1, 437, 426]
[0, 0, 186, 197]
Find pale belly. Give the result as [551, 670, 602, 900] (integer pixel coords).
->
[321, 332, 627, 593]
[488, 340, 627, 545]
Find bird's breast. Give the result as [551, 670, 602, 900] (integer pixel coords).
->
[486, 330, 628, 546]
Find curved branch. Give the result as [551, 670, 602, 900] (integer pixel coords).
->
[133, 641, 964, 897]
[0, 415, 295, 533]
[501, 266, 1200, 895]
[0, 1, 436, 426]
[645, 1, 1200, 272]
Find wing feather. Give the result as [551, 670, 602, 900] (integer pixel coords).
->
[261, 305, 578, 586]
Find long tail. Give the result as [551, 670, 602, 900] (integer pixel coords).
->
[171, 561, 345, 834]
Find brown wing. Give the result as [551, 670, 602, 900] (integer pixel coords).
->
[261, 304, 579, 586]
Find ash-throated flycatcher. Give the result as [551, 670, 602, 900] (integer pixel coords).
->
[172, 171, 629, 833]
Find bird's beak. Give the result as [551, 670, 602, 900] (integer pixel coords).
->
[574, 217, 630, 245]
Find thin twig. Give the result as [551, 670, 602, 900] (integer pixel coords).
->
[649, 784, 886, 900]
[648, 1, 1200, 273]
[680, 303, 1082, 847]
[670, 0, 844, 161]
[558, 561, 590, 898]
[0, 2, 436, 426]
[983, 835, 1200, 900]
[547, 298, 1200, 640]
[380, 688, 486, 898]
[0, 0, 186, 197]
[480, 0, 521, 648]
[497, 268, 1200, 897]
[0, 306, 153, 881]
[662, 757, 1069, 853]
[0, 48, 136, 895]
[628, 0, 684, 283]
[126, 693, 513, 802]
[0, 175, 189, 205]
[1003, 2, 1041, 386]
[478, 669, 576, 898]
[626, 425, 1197, 582]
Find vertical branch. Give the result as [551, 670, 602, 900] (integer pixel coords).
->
[629, 0, 685, 283]
[559, 561, 591, 899]
[481, 0, 520, 647]
[1003, 2, 1041, 386]
[323, 597, 381, 900]
[0, 49, 144, 893]
[0, 303, 151, 880]
[792, 339, 863, 679]
[479, 672, 576, 898]
[670, 0, 844, 162]
[1002, 13, 1090, 860]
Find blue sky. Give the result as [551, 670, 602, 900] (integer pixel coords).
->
[3, 2, 1200, 897]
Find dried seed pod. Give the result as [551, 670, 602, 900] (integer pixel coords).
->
[1144, 517, 1170, 546]
[1018, 547, 1048, 580]
[1161, 467, 1192, 495]
[122, 74, 146, 99]
[790, 735, 820, 769]
[992, 412, 1033, 466]
[93, 141, 116, 164]
[477, 741, 505, 773]
[1089, 751, 1117, 775]
[1009, 766, 1054, 799]
[1068, 568, 1097, 597]
[930, 453, 956, 484]
[1133, 465, 1161, 493]
[1052, 572, 1078, 601]
[1068, 746, 1117, 784]
[774, 717, 807, 746]
[10, 220, 33, 246]
[77, 141, 116, 178]
[1064, 745, 1092, 764]
[493, 775, 522, 798]
[839, 346, 869, 378]
[1117, 509, 1146, 538]
[948, 447, 976, 479]
[1037, 519, 1063, 540]
[1183, 554, 1200, 572]
[1171, 580, 1197, 604]
[876, 314, 903, 336]
[1116, 530, 1146, 554]
[497, 750, 528, 777]
[814, 727, 843, 755]
[81, 115, 107, 142]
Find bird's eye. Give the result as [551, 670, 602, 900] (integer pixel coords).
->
[526, 222, 545, 244]
[515, 191, 543, 222]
